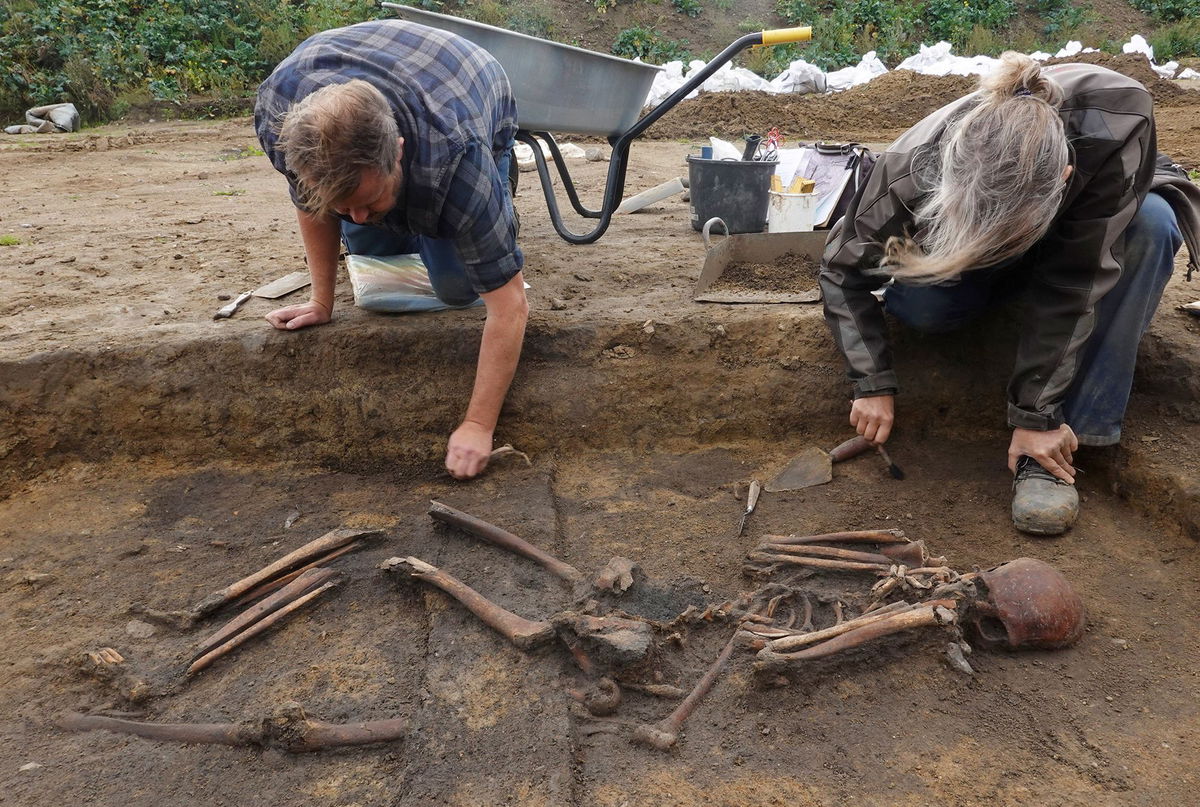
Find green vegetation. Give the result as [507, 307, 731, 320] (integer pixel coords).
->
[672, 0, 704, 18]
[613, 26, 691, 62]
[0, 235, 21, 246]
[1128, 0, 1200, 21]
[1147, 18, 1200, 60]
[0, 0, 384, 122]
[212, 189, 247, 196]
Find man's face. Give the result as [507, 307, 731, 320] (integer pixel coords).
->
[333, 138, 404, 226]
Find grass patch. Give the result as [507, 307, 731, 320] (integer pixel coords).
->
[0, 235, 22, 246]
[212, 189, 247, 196]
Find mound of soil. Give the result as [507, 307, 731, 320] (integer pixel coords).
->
[1048, 51, 1198, 105]
[648, 54, 1200, 142]
[707, 251, 820, 294]
[649, 72, 978, 142]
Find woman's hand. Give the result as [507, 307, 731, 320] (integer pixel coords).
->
[850, 394, 895, 444]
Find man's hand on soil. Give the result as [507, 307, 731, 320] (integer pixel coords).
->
[850, 394, 895, 444]
[446, 420, 494, 480]
[265, 300, 332, 331]
[1008, 424, 1078, 484]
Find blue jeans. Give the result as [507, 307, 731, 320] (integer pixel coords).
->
[339, 146, 515, 308]
[883, 192, 1182, 446]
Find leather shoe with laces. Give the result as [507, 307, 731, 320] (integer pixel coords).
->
[1011, 455, 1079, 536]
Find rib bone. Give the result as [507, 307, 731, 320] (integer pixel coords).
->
[747, 552, 890, 573]
[758, 543, 894, 565]
[428, 500, 584, 585]
[768, 600, 914, 652]
[381, 556, 554, 650]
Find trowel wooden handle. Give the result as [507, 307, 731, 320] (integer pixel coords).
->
[829, 435, 874, 463]
[759, 26, 813, 46]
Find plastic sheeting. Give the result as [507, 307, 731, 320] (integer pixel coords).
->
[641, 35, 1187, 107]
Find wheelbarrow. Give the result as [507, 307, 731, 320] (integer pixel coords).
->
[381, 3, 811, 244]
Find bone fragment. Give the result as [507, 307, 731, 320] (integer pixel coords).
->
[190, 528, 379, 617]
[382, 556, 555, 650]
[762, 529, 908, 545]
[616, 681, 688, 699]
[593, 556, 640, 593]
[758, 543, 894, 565]
[633, 631, 739, 751]
[59, 701, 407, 752]
[833, 601, 845, 625]
[878, 540, 928, 567]
[768, 600, 914, 652]
[428, 500, 583, 585]
[86, 648, 125, 666]
[568, 677, 622, 716]
[489, 444, 532, 466]
[188, 580, 337, 675]
[758, 603, 956, 665]
[747, 552, 890, 573]
[232, 541, 362, 607]
[945, 642, 974, 674]
[192, 567, 337, 663]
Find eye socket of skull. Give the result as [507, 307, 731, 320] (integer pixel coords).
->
[969, 558, 1086, 651]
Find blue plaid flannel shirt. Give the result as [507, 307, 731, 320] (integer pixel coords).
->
[255, 20, 522, 293]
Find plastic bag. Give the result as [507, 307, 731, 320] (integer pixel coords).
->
[345, 253, 483, 313]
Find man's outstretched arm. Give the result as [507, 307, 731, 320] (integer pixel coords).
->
[446, 271, 528, 479]
[265, 209, 340, 330]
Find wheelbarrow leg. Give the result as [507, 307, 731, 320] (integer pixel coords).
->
[517, 130, 631, 245]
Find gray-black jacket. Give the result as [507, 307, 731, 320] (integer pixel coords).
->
[820, 63, 1200, 431]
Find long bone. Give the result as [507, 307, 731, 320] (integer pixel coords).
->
[231, 540, 364, 607]
[632, 629, 740, 751]
[380, 556, 555, 650]
[758, 543, 894, 565]
[190, 528, 380, 617]
[763, 529, 908, 545]
[757, 604, 957, 667]
[428, 500, 584, 585]
[191, 567, 337, 663]
[747, 552, 891, 573]
[767, 600, 917, 652]
[188, 580, 338, 675]
[59, 701, 408, 752]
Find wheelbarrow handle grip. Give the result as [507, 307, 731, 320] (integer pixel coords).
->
[759, 26, 813, 46]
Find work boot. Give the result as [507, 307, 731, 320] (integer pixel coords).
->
[1011, 456, 1079, 536]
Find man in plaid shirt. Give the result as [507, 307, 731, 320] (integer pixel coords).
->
[255, 19, 526, 480]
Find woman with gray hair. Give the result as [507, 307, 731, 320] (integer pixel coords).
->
[820, 52, 1199, 535]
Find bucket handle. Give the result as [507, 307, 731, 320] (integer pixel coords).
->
[702, 217, 730, 250]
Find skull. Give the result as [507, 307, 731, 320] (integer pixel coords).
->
[968, 557, 1086, 650]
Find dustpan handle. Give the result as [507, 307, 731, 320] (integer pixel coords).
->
[702, 217, 729, 250]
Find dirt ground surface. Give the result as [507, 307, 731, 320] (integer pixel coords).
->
[2, 66, 1200, 806]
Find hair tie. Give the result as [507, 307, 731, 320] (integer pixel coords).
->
[1014, 87, 1032, 97]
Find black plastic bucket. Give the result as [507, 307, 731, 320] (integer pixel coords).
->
[686, 156, 775, 234]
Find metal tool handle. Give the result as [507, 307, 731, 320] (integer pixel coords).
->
[702, 217, 729, 250]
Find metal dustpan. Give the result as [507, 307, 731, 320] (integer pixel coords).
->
[694, 218, 827, 304]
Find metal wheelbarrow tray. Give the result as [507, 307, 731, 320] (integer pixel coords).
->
[382, 3, 810, 244]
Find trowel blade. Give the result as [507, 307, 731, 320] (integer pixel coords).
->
[764, 446, 832, 492]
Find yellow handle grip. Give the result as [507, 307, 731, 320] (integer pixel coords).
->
[760, 26, 812, 46]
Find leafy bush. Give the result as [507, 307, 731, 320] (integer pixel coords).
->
[672, 0, 703, 18]
[1129, 0, 1200, 22]
[0, 0, 384, 122]
[612, 26, 690, 63]
[1147, 19, 1200, 59]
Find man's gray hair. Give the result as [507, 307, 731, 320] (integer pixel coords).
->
[276, 79, 401, 218]
[881, 52, 1070, 284]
